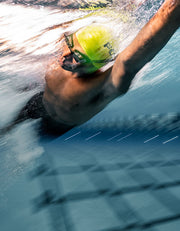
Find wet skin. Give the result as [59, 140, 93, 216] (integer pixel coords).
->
[0, 0, 178, 137]
[43, 0, 180, 127]
[43, 34, 121, 126]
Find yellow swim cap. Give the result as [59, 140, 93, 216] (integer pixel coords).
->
[75, 23, 117, 72]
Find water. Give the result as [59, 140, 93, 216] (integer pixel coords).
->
[0, 3, 137, 123]
[0, 1, 180, 230]
[0, 0, 179, 183]
[0, 2, 144, 145]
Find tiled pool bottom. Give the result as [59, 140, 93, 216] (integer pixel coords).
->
[1, 121, 180, 231]
[32, 124, 180, 231]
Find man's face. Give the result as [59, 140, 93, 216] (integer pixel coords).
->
[58, 33, 96, 76]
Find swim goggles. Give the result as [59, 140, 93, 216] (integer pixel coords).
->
[62, 33, 115, 72]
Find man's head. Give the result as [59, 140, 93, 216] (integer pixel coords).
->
[58, 23, 117, 75]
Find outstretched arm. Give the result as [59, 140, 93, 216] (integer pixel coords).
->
[111, 0, 180, 94]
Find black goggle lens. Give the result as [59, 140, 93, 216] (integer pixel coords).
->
[64, 34, 91, 64]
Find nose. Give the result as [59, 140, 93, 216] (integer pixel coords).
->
[62, 45, 71, 57]
[59, 44, 72, 64]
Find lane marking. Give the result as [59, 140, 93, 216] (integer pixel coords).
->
[144, 135, 159, 143]
[117, 133, 133, 142]
[107, 133, 122, 141]
[163, 136, 179, 144]
[64, 131, 81, 141]
[85, 131, 101, 141]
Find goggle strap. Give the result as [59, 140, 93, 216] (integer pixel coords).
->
[64, 33, 115, 67]
[74, 50, 114, 64]
[64, 33, 74, 48]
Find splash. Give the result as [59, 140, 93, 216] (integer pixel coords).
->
[0, 0, 179, 161]
[0, 3, 140, 123]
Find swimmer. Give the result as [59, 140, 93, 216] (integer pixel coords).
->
[1, 0, 180, 136]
